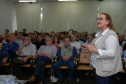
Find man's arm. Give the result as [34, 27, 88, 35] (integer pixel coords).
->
[17, 44, 24, 55]
[70, 47, 78, 59]
[22, 55, 33, 63]
[56, 47, 62, 59]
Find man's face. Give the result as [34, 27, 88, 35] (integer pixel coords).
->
[23, 30, 26, 33]
[51, 33, 55, 37]
[5, 30, 9, 34]
[88, 35, 93, 43]
[64, 38, 70, 47]
[37, 35, 42, 42]
[8, 34, 15, 42]
[32, 35, 36, 39]
[23, 37, 30, 46]
[71, 34, 76, 42]
[46, 38, 52, 45]
[18, 33, 23, 39]
[60, 34, 64, 40]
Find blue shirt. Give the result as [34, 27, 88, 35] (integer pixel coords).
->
[0, 42, 19, 57]
[56, 47, 78, 60]
[123, 50, 126, 58]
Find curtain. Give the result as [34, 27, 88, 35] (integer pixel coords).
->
[42, 1, 98, 33]
[42, 2, 68, 33]
[16, 3, 41, 33]
[99, 0, 126, 34]
[69, 1, 98, 34]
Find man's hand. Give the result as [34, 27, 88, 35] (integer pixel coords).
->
[2, 57, 8, 63]
[22, 57, 28, 63]
[22, 42, 27, 46]
[62, 56, 70, 61]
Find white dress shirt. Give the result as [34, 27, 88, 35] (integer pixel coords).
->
[70, 41, 81, 53]
[20, 43, 36, 57]
[91, 28, 118, 68]
[37, 45, 57, 59]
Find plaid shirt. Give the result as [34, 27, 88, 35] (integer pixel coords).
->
[0, 42, 19, 57]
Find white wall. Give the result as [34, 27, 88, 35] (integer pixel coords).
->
[0, 0, 15, 37]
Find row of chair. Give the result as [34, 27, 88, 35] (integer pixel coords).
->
[1, 51, 126, 75]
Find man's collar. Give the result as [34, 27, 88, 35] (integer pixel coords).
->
[65, 45, 70, 48]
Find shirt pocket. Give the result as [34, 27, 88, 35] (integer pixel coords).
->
[101, 59, 113, 72]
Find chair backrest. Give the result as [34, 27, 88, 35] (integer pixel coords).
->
[79, 51, 91, 64]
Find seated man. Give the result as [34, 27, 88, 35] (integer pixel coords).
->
[53, 37, 78, 84]
[70, 34, 81, 53]
[0, 34, 19, 70]
[29, 37, 57, 84]
[31, 33, 37, 44]
[34, 34, 45, 50]
[15, 32, 24, 47]
[8, 36, 36, 79]
[82, 34, 94, 51]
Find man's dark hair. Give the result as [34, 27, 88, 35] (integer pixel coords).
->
[88, 34, 95, 38]
[45, 33, 49, 36]
[5, 29, 9, 32]
[23, 29, 26, 31]
[64, 37, 71, 42]
[60, 32, 64, 35]
[18, 32, 22, 34]
[32, 33, 36, 36]
[37, 34, 42, 37]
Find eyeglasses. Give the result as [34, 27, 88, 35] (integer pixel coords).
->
[97, 17, 103, 21]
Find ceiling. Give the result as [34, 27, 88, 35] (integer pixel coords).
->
[13, 0, 99, 2]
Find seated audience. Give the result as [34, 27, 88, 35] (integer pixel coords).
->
[8, 36, 36, 79]
[118, 34, 125, 56]
[52, 36, 61, 50]
[0, 34, 19, 70]
[64, 31, 69, 37]
[28, 33, 32, 38]
[2, 34, 9, 44]
[70, 34, 81, 53]
[85, 34, 94, 45]
[5, 29, 9, 38]
[80, 32, 87, 43]
[123, 43, 126, 58]
[54, 37, 78, 84]
[76, 34, 84, 46]
[50, 32, 55, 38]
[31, 34, 37, 44]
[34, 34, 45, 50]
[59, 32, 65, 47]
[22, 29, 27, 35]
[29, 37, 57, 84]
[15, 32, 24, 46]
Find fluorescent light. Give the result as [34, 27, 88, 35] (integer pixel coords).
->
[19, 0, 36, 2]
[58, 0, 77, 1]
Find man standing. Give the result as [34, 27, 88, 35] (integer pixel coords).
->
[70, 34, 81, 53]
